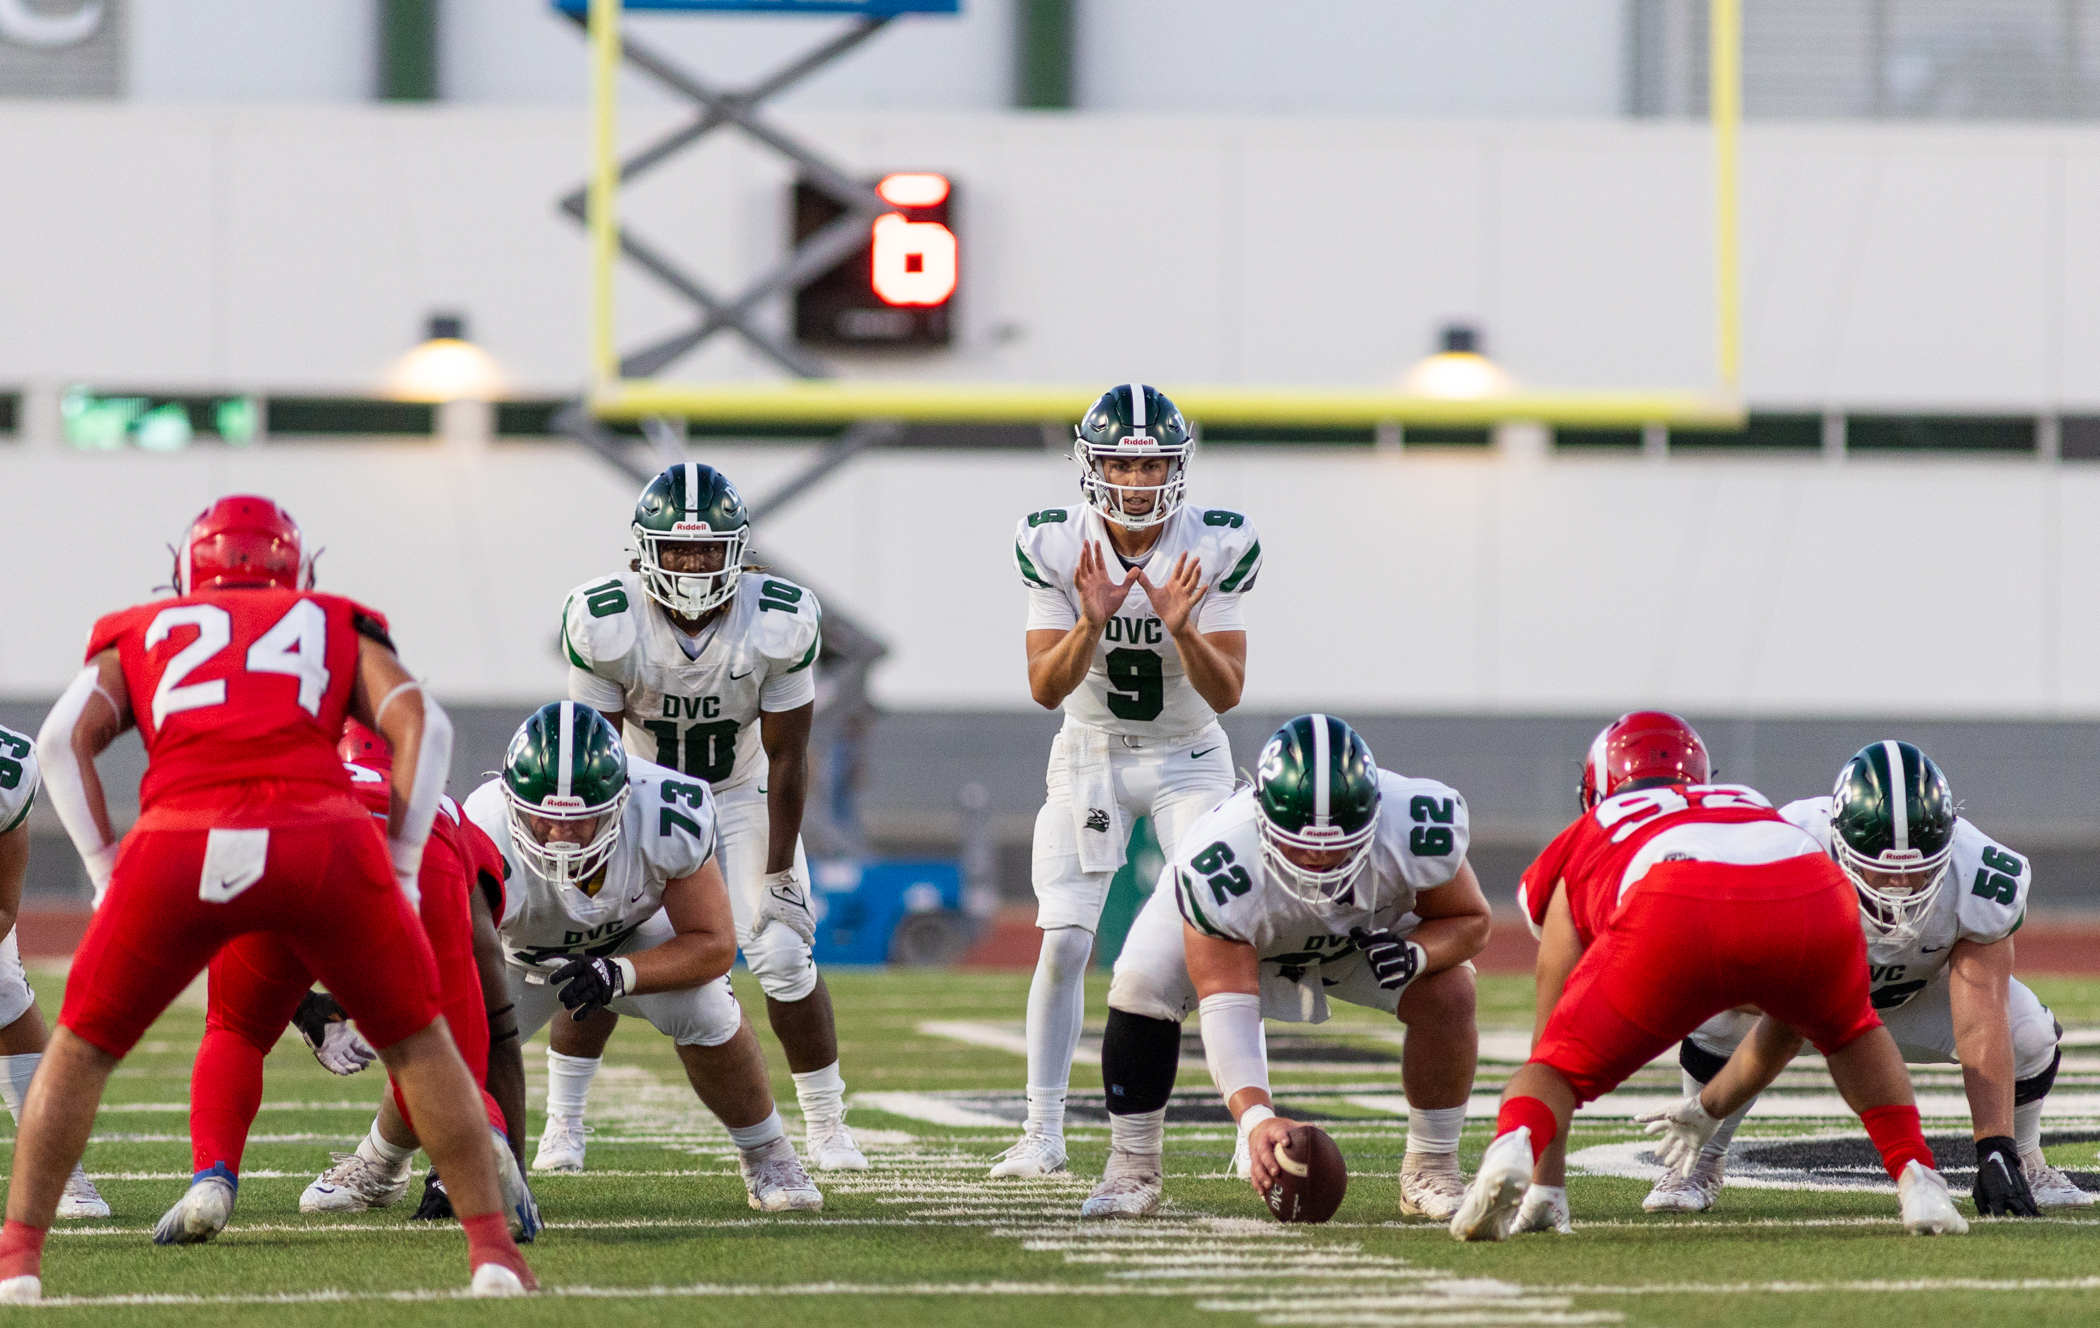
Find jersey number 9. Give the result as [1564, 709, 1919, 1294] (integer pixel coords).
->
[1104, 648, 1164, 722]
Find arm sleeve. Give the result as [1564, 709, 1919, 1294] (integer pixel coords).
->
[385, 696, 455, 906]
[35, 668, 118, 902]
[1025, 585, 1079, 632]
[568, 665, 626, 713]
[1196, 592, 1247, 633]
[1198, 991, 1270, 1103]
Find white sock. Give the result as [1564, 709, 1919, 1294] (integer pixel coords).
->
[792, 1062, 846, 1124]
[359, 1121, 415, 1169]
[1683, 1068, 1750, 1160]
[546, 1049, 601, 1120]
[1406, 1105, 1465, 1155]
[0, 1053, 39, 1124]
[2015, 1098, 2045, 1157]
[1109, 1107, 1165, 1155]
[1022, 926, 1094, 1138]
[728, 1109, 786, 1152]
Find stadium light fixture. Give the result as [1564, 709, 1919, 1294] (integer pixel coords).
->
[1399, 324, 1510, 400]
[386, 313, 505, 402]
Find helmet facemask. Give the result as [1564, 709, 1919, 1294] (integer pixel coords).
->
[1834, 836, 1952, 948]
[633, 525, 748, 619]
[1258, 813, 1378, 914]
[506, 783, 630, 907]
[1075, 442, 1189, 532]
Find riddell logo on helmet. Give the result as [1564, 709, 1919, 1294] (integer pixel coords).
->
[542, 795, 587, 810]
[672, 521, 714, 534]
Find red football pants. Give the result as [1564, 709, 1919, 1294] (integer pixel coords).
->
[186, 834, 499, 1176]
[1530, 854, 1881, 1103]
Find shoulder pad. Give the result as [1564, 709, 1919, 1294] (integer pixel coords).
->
[1951, 819, 2030, 943]
[1382, 773, 1469, 888]
[563, 574, 643, 674]
[1168, 795, 1263, 941]
[0, 723, 38, 833]
[1778, 796, 1834, 847]
[461, 778, 508, 845]
[629, 757, 717, 878]
[1015, 507, 1082, 590]
[85, 603, 151, 660]
[1190, 507, 1263, 594]
[743, 574, 823, 672]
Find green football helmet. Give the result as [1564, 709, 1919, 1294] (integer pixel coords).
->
[503, 700, 631, 898]
[1829, 740, 1957, 946]
[1254, 714, 1382, 911]
[632, 463, 750, 618]
[1073, 383, 1191, 531]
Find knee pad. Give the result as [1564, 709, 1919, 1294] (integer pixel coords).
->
[665, 978, 746, 1048]
[0, 967, 32, 1033]
[1679, 1037, 1731, 1085]
[742, 924, 818, 1003]
[1036, 927, 1095, 983]
[1101, 1008, 1182, 1115]
[2015, 1047, 2061, 1106]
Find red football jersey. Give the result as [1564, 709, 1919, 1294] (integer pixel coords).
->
[1518, 783, 1824, 947]
[88, 589, 382, 825]
[458, 815, 508, 919]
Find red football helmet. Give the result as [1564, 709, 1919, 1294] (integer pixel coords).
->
[175, 495, 311, 594]
[1579, 710, 1711, 809]
[338, 718, 392, 770]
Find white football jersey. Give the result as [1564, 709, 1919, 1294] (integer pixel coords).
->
[464, 754, 718, 971]
[1166, 770, 1469, 972]
[1015, 502, 1262, 737]
[0, 722, 37, 835]
[563, 569, 820, 795]
[1781, 795, 2028, 1012]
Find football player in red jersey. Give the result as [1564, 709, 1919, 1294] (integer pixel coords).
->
[1450, 711, 1965, 1241]
[167, 718, 534, 1243]
[7, 496, 535, 1301]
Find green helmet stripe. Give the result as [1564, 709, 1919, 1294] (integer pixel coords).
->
[1882, 739, 1907, 851]
[1128, 382, 1145, 429]
[557, 701, 575, 801]
[685, 462, 699, 521]
[1311, 712, 1330, 824]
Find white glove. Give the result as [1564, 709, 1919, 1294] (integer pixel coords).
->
[755, 868, 816, 946]
[293, 993, 377, 1076]
[388, 838, 423, 911]
[1633, 1092, 1724, 1175]
[85, 843, 118, 910]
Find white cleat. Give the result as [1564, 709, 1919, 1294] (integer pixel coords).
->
[0, 1275, 40, 1304]
[493, 1131, 542, 1242]
[1644, 1152, 1726, 1213]
[1229, 1129, 1252, 1181]
[57, 1164, 110, 1220]
[532, 1113, 590, 1174]
[1449, 1126, 1534, 1242]
[1080, 1149, 1163, 1219]
[469, 1263, 529, 1298]
[805, 1114, 870, 1171]
[300, 1149, 411, 1213]
[1398, 1151, 1467, 1221]
[987, 1126, 1068, 1179]
[741, 1136, 824, 1212]
[1897, 1159, 1969, 1235]
[153, 1175, 236, 1246]
[2029, 1151, 2095, 1208]
[1512, 1183, 1574, 1234]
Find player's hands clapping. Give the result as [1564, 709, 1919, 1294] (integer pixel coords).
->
[1347, 926, 1424, 992]
[757, 868, 817, 945]
[1136, 552, 1208, 637]
[291, 991, 377, 1076]
[1633, 1092, 1725, 1175]
[1073, 540, 1140, 628]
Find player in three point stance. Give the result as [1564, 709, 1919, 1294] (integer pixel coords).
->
[1644, 741, 2087, 1215]
[18, 496, 535, 1300]
[996, 383, 1262, 1180]
[1085, 715, 1490, 1219]
[0, 726, 108, 1221]
[1453, 711, 1965, 1242]
[464, 701, 824, 1212]
[558, 464, 862, 1172]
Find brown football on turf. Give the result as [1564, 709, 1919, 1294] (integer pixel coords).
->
[1263, 1124, 1346, 1223]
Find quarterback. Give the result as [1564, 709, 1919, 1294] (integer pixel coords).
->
[996, 383, 1262, 1180]
[1086, 715, 1490, 1219]
[558, 464, 860, 1171]
[463, 701, 823, 1211]
[1645, 741, 2086, 1215]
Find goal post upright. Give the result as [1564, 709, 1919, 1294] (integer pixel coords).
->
[1711, 0, 1742, 396]
[588, 0, 622, 389]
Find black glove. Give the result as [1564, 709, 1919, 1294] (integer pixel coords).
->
[410, 1167, 454, 1222]
[1973, 1135, 2040, 1217]
[290, 990, 349, 1048]
[1348, 926, 1425, 992]
[550, 956, 626, 1021]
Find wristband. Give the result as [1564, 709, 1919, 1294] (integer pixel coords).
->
[614, 956, 639, 994]
[1238, 1103, 1276, 1133]
[84, 843, 118, 905]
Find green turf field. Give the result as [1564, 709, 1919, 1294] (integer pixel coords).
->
[13, 964, 2100, 1326]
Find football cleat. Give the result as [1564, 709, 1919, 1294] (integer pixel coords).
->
[1398, 1151, 1467, 1220]
[153, 1173, 236, 1246]
[1229, 1128, 1252, 1181]
[57, 1164, 110, 1220]
[1449, 1126, 1533, 1242]
[1512, 1183, 1573, 1235]
[494, 1131, 543, 1243]
[532, 1113, 591, 1173]
[987, 1127, 1067, 1179]
[2027, 1152, 2094, 1208]
[1897, 1160, 1969, 1235]
[805, 1114, 869, 1171]
[469, 1263, 532, 1298]
[1644, 1152, 1726, 1213]
[0, 1275, 40, 1305]
[300, 1148, 411, 1213]
[740, 1137, 823, 1212]
[1080, 1149, 1163, 1219]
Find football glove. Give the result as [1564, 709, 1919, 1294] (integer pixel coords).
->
[1973, 1135, 2040, 1217]
[550, 956, 628, 1021]
[756, 868, 817, 946]
[1347, 926, 1424, 992]
[1633, 1093, 1724, 1175]
[290, 991, 376, 1076]
[410, 1167, 453, 1222]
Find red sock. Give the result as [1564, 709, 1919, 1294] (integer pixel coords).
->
[1495, 1095, 1559, 1153]
[461, 1211, 535, 1291]
[0, 1219, 47, 1282]
[189, 1029, 265, 1177]
[1860, 1104, 1933, 1180]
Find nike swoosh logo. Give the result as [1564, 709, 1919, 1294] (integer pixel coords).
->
[730, 668, 754, 680]
[1192, 746, 1219, 759]
[1920, 945, 1945, 953]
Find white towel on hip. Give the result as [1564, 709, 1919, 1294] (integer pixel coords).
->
[1066, 722, 1127, 875]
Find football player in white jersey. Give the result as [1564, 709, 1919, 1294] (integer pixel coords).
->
[1082, 715, 1491, 1217]
[1642, 741, 2088, 1215]
[558, 464, 864, 1172]
[993, 383, 1265, 1180]
[0, 725, 107, 1220]
[462, 702, 822, 1211]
